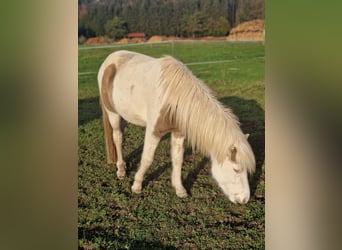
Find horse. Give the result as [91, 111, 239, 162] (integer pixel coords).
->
[97, 50, 255, 204]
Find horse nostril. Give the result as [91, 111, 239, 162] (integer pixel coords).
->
[241, 197, 248, 204]
[236, 196, 248, 204]
[230, 195, 249, 204]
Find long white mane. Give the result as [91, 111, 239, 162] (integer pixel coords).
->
[159, 56, 255, 173]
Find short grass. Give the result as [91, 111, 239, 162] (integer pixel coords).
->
[79, 41, 265, 249]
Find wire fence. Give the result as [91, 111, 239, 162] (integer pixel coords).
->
[78, 41, 264, 75]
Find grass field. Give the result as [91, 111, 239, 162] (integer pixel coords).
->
[78, 41, 265, 249]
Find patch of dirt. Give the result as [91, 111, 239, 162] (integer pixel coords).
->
[147, 35, 165, 43]
[116, 38, 129, 44]
[129, 37, 145, 43]
[227, 19, 265, 41]
[199, 36, 227, 41]
[84, 37, 107, 45]
[116, 37, 145, 44]
[82, 33, 242, 46]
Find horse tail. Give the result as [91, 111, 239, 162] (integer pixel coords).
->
[101, 64, 116, 113]
[100, 63, 117, 164]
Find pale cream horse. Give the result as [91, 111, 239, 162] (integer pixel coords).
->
[98, 50, 255, 204]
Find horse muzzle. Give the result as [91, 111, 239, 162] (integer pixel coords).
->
[230, 193, 250, 204]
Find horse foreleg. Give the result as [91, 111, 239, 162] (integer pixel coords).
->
[108, 113, 126, 179]
[131, 129, 161, 194]
[171, 132, 188, 198]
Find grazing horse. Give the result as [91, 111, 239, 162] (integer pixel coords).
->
[98, 50, 255, 204]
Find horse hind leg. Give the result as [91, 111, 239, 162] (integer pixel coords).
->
[107, 111, 126, 179]
[101, 104, 117, 164]
[100, 63, 125, 178]
[171, 131, 188, 198]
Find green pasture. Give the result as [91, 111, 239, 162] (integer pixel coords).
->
[79, 41, 265, 249]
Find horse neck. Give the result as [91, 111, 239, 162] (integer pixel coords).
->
[175, 88, 242, 162]
[159, 55, 242, 163]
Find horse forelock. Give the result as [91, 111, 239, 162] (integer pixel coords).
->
[236, 135, 256, 174]
[159, 56, 255, 173]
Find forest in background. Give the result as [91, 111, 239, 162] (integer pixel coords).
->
[78, 0, 264, 40]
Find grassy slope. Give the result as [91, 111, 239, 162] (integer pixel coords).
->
[79, 42, 265, 249]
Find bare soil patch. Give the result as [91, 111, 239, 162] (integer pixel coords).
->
[84, 37, 107, 45]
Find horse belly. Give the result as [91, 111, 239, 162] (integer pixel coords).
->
[112, 74, 156, 127]
[111, 56, 162, 127]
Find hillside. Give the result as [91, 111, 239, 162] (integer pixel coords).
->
[78, 0, 264, 40]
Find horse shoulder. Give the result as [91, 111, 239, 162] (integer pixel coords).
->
[152, 105, 179, 137]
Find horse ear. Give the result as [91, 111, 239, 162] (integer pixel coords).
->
[245, 133, 250, 139]
[230, 146, 237, 162]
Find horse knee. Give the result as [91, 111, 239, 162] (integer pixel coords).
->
[108, 114, 121, 130]
[141, 157, 153, 167]
[112, 129, 122, 142]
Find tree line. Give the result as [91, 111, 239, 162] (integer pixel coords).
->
[78, 0, 264, 40]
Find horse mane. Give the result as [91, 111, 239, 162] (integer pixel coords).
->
[159, 56, 255, 173]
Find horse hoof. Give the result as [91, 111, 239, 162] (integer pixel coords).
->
[176, 190, 188, 198]
[116, 170, 126, 180]
[131, 184, 142, 194]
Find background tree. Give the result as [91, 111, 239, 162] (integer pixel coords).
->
[183, 11, 206, 38]
[104, 16, 127, 40]
[217, 17, 231, 36]
[207, 17, 230, 36]
[228, 0, 238, 28]
[237, 0, 265, 23]
[78, 0, 264, 39]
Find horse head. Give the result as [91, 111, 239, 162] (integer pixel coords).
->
[211, 134, 255, 204]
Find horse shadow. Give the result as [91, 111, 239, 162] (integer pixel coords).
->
[182, 155, 210, 196]
[78, 96, 101, 126]
[125, 134, 171, 184]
